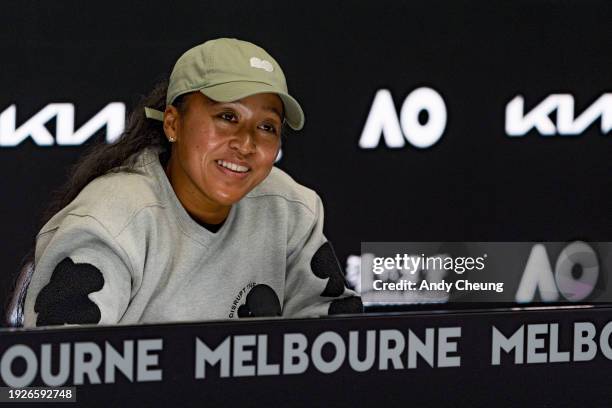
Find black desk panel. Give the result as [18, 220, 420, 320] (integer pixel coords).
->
[1, 307, 611, 407]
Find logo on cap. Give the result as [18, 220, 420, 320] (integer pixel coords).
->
[250, 57, 274, 72]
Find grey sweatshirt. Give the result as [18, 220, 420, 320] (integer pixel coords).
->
[23, 147, 362, 327]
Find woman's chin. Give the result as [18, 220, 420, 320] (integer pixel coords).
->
[211, 191, 246, 207]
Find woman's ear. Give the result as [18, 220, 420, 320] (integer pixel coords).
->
[275, 127, 285, 157]
[163, 105, 180, 142]
[274, 137, 283, 163]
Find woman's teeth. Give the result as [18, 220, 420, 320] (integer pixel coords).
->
[217, 160, 249, 173]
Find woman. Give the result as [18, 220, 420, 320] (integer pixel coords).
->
[14, 38, 361, 327]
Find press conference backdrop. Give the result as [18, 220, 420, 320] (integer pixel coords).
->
[1, 1, 611, 317]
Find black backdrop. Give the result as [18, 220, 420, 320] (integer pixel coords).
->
[1, 1, 611, 317]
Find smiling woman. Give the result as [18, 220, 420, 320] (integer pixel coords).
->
[8, 38, 362, 327]
[164, 92, 284, 225]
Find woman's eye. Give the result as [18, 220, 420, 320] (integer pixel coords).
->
[219, 112, 237, 122]
[259, 124, 278, 134]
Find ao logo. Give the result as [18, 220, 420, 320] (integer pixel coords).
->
[358, 87, 447, 149]
[515, 241, 599, 303]
[506, 93, 612, 136]
[0, 103, 125, 146]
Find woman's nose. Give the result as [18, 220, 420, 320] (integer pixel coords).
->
[229, 129, 256, 155]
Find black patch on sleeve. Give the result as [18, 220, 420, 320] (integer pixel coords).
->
[310, 241, 346, 297]
[238, 284, 282, 318]
[329, 296, 364, 315]
[34, 258, 105, 326]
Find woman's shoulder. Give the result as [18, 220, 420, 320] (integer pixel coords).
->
[39, 168, 165, 238]
[245, 167, 320, 216]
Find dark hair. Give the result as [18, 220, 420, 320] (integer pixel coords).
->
[4, 79, 187, 326]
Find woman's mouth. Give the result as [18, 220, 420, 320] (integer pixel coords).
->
[215, 160, 251, 178]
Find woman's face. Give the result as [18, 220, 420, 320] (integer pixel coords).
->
[164, 91, 283, 218]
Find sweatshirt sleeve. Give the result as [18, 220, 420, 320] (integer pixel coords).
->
[282, 195, 363, 318]
[23, 214, 134, 328]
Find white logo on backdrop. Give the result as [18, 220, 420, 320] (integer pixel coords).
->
[358, 87, 447, 149]
[515, 241, 599, 303]
[505, 93, 612, 136]
[0, 103, 125, 147]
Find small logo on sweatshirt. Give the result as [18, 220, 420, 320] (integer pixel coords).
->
[228, 282, 281, 318]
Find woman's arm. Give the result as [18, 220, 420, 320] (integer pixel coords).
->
[282, 195, 363, 318]
[23, 214, 134, 327]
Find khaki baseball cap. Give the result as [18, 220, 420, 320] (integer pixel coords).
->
[144, 38, 305, 130]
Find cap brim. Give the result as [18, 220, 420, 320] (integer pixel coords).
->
[200, 81, 305, 131]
